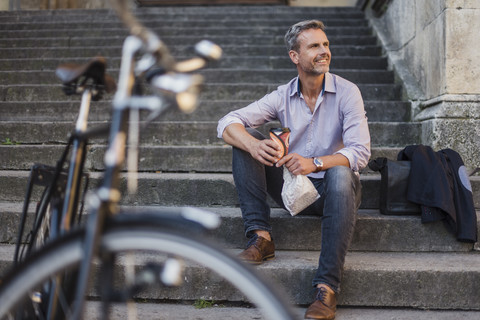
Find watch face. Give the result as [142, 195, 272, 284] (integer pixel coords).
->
[314, 158, 323, 172]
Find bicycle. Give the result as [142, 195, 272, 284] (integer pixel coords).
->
[0, 1, 298, 319]
[14, 56, 115, 265]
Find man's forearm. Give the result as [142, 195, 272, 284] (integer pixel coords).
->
[314, 153, 350, 172]
[223, 123, 283, 167]
[222, 123, 255, 153]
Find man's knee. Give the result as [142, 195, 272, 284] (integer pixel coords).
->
[246, 128, 266, 140]
[324, 166, 358, 193]
[324, 166, 362, 210]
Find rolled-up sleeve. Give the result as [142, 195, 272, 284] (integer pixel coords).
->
[217, 114, 244, 139]
[334, 85, 371, 172]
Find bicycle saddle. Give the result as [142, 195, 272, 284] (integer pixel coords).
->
[56, 56, 117, 94]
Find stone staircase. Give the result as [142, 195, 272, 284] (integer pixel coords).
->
[0, 4, 479, 318]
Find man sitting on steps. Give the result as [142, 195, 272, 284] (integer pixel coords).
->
[217, 20, 371, 320]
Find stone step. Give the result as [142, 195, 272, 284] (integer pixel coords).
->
[0, 83, 403, 101]
[0, 6, 362, 14]
[213, 207, 480, 252]
[0, 44, 383, 59]
[2, 15, 369, 26]
[0, 35, 378, 48]
[0, 243, 479, 309]
[0, 69, 395, 86]
[0, 10, 366, 24]
[0, 4, 360, 11]
[0, 121, 421, 147]
[0, 17, 370, 30]
[0, 56, 389, 71]
[0, 145, 403, 172]
[0, 100, 411, 122]
[0, 5, 363, 15]
[84, 301, 480, 320]
[0, 26, 372, 39]
[0, 171, 479, 209]
[1, 202, 477, 253]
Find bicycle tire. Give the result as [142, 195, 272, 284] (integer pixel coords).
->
[0, 217, 298, 320]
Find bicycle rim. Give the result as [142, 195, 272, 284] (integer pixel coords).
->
[0, 222, 298, 320]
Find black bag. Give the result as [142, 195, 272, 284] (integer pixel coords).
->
[368, 158, 421, 215]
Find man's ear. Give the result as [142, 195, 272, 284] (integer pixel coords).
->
[288, 50, 299, 65]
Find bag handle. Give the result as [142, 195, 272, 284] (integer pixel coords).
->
[368, 157, 387, 172]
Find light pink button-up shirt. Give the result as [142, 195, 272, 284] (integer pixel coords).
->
[217, 72, 371, 178]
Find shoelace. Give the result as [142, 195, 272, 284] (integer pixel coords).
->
[245, 234, 259, 249]
[315, 286, 328, 302]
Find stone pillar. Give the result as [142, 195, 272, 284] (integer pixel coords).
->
[1, 0, 9, 10]
[365, 0, 480, 170]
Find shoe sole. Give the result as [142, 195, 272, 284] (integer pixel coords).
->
[245, 253, 275, 265]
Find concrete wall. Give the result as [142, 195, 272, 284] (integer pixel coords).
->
[366, 0, 480, 170]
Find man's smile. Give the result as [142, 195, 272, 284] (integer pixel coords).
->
[315, 56, 329, 63]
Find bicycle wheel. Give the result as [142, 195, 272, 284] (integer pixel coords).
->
[0, 215, 298, 320]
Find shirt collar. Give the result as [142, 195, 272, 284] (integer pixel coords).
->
[324, 72, 336, 94]
[291, 72, 335, 98]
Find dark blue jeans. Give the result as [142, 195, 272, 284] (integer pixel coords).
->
[232, 145, 361, 293]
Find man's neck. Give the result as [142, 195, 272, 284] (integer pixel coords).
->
[299, 73, 325, 100]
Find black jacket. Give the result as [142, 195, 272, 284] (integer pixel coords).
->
[398, 145, 477, 243]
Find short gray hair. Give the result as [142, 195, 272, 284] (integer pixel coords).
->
[284, 20, 326, 52]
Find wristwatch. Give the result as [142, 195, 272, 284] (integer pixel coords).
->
[313, 157, 323, 173]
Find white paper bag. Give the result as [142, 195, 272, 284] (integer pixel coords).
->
[281, 167, 320, 216]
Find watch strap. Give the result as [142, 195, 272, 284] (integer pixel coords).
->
[313, 157, 323, 173]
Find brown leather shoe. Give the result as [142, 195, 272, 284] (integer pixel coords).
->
[304, 284, 336, 319]
[238, 234, 275, 265]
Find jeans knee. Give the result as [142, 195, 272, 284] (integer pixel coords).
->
[232, 145, 245, 159]
[324, 166, 361, 210]
[325, 166, 356, 191]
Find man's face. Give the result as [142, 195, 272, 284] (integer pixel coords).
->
[290, 28, 331, 76]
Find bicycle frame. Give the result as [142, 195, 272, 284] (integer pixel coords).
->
[61, 88, 92, 232]
[13, 87, 94, 264]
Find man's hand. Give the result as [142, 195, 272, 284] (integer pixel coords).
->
[248, 138, 283, 166]
[277, 153, 351, 175]
[222, 123, 282, 166]
[276, 153, 315, 175]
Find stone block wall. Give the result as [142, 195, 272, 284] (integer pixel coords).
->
[365, 0, 480, 170]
